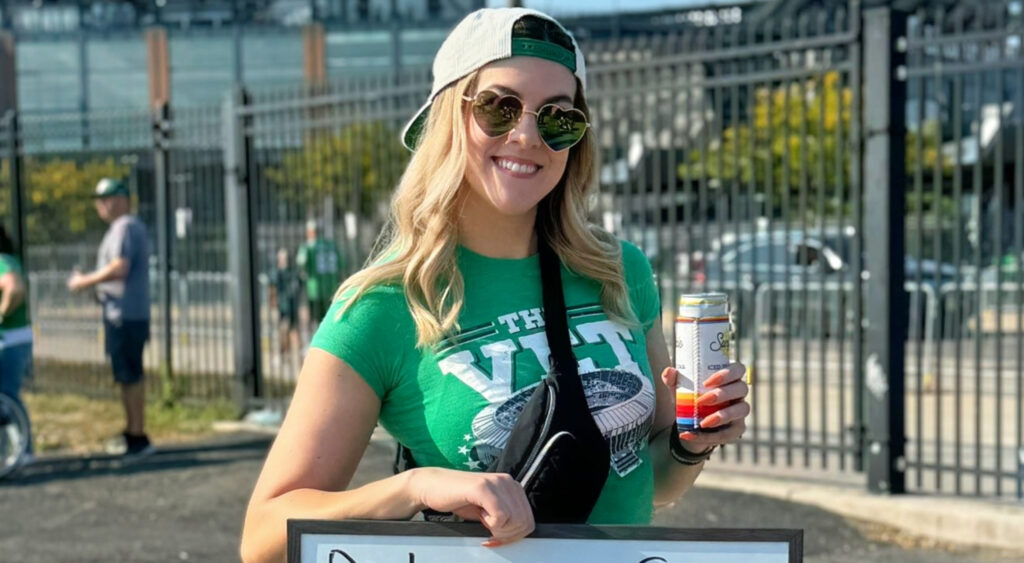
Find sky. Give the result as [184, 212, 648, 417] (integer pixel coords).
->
[484, 0, 750, 17]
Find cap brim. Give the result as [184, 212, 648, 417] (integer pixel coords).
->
[401, 99, 433, 152]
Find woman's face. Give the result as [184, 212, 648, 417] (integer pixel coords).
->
[461, 56, 577, 221]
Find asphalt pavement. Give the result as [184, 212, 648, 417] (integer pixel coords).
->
[0, 430, 1021, 562]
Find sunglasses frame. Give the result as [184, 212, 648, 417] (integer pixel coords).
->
[462, 90, 591, 152]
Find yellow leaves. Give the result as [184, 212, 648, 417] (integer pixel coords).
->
[19, 156, 130, 243]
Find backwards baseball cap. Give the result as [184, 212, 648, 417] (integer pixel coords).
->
[401, 7, 586, 151]
[93, 178, 130, 198]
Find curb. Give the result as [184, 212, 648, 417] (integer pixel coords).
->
[216, 420, 1024, 553]
[697, 464, 1024, 553]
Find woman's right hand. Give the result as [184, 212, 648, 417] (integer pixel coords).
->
[410, 467, 534, 547]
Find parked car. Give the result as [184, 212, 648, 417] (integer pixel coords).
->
[694, 227, 961, 339]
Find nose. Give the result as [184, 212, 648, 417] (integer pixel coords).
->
[507, 111, 543, 149]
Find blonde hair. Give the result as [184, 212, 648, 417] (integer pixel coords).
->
[334, 71, 636, 348]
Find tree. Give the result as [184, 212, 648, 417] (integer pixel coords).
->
[678, 71, 953, 221]
[0, 156, 130, 244]
[264, 121, 408, 219]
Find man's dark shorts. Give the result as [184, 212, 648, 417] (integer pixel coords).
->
[309, 297, 331, 324]
[104, 319, 150, 385]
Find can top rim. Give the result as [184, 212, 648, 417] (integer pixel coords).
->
[678, 293, 728, 306]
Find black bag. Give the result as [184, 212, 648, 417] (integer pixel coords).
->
[394, 236, 611, 523]
[485, 236, 610, 523]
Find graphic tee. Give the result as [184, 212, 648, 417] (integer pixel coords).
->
[297, 238, 344, 302]
[312, 240, 661, 524]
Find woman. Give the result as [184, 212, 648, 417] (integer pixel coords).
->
[241, 8, 750, 563]
[0, 223, 33, 467]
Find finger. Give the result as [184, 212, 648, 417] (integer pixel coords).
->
[705, 362, 747, 387]
[699, 401, 751, 429]
[681, 419, 746, 445]
[697, 381, 749, 406]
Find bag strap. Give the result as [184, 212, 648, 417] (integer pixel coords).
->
[537, 235, 579, 380]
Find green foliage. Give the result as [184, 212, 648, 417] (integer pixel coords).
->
[678, 72, 953, 220]
[0, 156, 130, 244]
[265, 122, 408, 217]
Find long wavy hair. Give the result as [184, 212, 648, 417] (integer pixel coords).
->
[333, 67, 635, 349]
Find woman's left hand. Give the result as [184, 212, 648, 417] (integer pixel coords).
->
[661, 362, 750, 452]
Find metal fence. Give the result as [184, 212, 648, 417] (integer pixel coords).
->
[2, 0, 1022, 501]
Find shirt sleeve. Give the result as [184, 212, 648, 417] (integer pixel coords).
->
[117, 220, 148, 267]
[620, 240, 661, 332]
[310, 287, 412, 400]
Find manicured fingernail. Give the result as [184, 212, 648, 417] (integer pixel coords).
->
[680, 431, 696, 440]
[701, 415, 721, 428]
[697, 391, 719, 405]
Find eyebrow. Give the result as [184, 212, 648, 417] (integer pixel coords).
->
[486, 84, 574, 106]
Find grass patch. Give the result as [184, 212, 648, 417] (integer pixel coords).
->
[23, 391, 239, 455]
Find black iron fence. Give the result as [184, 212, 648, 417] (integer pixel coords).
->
[1, 0, 1021, 500]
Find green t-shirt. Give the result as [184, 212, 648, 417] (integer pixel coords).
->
[0, 254, 29, 330]
[312, 240, 661, 524]
[296, 239, 345, 302]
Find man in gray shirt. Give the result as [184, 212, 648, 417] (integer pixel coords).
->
[68, 178, 153, 457]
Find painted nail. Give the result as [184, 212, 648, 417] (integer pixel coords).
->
[701, 415, 721, 428]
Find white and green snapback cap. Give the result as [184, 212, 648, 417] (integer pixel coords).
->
[400, 7, 587, 151]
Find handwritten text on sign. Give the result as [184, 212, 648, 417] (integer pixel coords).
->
[301, 535, 791, 563]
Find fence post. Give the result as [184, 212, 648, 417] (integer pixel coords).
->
[861, 6, 908, 495]
[152, 103, 174, 394]
[4, 111, 25, 265]
[223, 87, 262, 410]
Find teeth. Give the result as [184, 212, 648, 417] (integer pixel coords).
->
[496, 158, 538, 174]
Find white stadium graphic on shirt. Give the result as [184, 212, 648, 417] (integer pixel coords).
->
[436, 304, 656, 477]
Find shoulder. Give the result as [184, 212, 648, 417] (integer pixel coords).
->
[617, 239, 654, 283]
[331, 284, 409, 325]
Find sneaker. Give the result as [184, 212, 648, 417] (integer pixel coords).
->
[124, 433, 155, 459]
[104, 430, 129, 455]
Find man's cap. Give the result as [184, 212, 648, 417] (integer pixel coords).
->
[400, 7, 586, 151]
[93, 178, 130, 199]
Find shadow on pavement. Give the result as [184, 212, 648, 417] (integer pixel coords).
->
[1, 434, 273, 486]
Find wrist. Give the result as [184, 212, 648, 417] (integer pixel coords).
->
[403, 467, 430, 513]
[669, 423, 715, 465]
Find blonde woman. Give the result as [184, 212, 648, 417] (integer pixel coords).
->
[241, 8, 750, 563]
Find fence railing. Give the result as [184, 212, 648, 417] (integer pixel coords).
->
[3, 0, 1023, 501]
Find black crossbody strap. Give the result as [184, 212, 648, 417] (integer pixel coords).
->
[537, 236, 578, 380]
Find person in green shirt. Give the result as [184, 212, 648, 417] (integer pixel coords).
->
[242, 9, 750, 563]
[0, 223, 34, 466]
[295, 219, 344, 334]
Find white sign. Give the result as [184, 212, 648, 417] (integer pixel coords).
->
[288, 521, 801, 563]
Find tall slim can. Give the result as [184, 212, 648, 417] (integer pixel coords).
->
[675, 293, 731, 432]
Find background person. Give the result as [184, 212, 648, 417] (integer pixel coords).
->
[0, 222, 34, 468]
[67, 178, 153, 458]
[268, 247, 301, 369]
[241, 9, 750, 563]
[295, 219, 344, 337]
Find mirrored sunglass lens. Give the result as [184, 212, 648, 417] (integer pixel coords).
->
[473, 92, 522, 136]
[537, 106, 587, 151]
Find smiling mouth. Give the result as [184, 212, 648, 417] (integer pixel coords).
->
[493, 157, 541, 175]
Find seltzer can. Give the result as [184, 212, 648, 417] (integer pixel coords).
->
[675, 293, 731, 432]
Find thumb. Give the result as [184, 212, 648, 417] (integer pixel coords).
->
[451, 504, 485, 522]
[661, 366, 678, 389]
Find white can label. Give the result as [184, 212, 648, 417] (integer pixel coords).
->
[675, 315, 730, 431]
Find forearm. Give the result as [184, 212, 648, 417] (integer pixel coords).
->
[650, 425, 704, 508]
[82, 259, 128, 287]
[0, 291, 17, 318]
[241, 470, 423, 563]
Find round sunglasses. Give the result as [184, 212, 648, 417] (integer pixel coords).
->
[462, 90, 590, 152]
